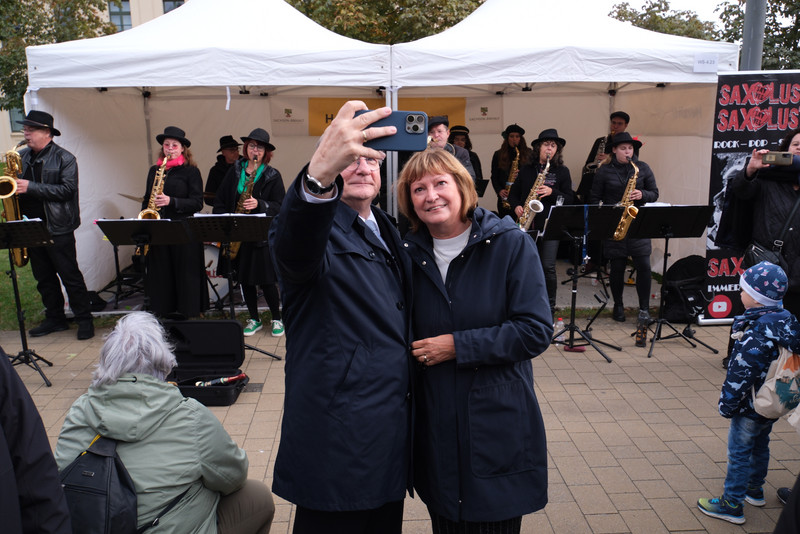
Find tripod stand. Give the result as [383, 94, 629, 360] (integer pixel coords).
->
[624, 206, 719, 358]
[542, 205, 623, 362]
[1, 220, 55, 386]
[186, 215, 281, 361]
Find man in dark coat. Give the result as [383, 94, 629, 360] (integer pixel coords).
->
[204, 134, 241, 206]
[270, 102, 413, 534]
[14, 110, 94, 340]
[0, 345, 72, 534]
[427, 115, 476, 183]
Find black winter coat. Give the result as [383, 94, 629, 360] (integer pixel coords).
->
[270, 169, 413, 511]
[404, 208, 552, 522]
[508, 161, 574, 232]
[0, 345, 71, 534]
[590, 158, 659, 258]
[18, 141, 80, 236]
[204, 155, 234, 206]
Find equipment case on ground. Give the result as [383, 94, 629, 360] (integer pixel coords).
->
[164, 319, 248, 406]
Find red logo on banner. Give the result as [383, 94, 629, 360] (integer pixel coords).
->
[708, 295, 733, 319]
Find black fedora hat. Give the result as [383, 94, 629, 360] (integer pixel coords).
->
[428, 116, 449, 131]
[449, 125, 470, 136]
[609, 132, 642, 150]
[241, 128, 276, 151]
[502, 124, 525, 138]
[217, 135, 241, 152]
[17, 110, 61, 136]
[156, 126, 191, 147]
[610, 111, 630, 124]
[535, 128, 566, 148]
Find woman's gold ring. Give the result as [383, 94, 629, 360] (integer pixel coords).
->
[362, 130, 368, 143]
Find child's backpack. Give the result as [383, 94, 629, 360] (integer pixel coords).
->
[59, 435, 139, 534]
[752, 347, 800, 419]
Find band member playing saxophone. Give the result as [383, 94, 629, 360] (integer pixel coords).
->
[509, 129, 573, 321]
[491, 124, 530, 219]
[590, 132, 658, 347]
[142, 126, 207, 318]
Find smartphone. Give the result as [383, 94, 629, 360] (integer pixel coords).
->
[763, 151, 793, 166]
[354, 110, 428, 152]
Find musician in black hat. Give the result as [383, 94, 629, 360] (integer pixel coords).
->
[509, 128, 574, 320]
[577, 111, 633, 203]
[14, 110, 94, 340]
[427, 116, 476, 182]
[213, 128, 285, 338]
[590, 132, 658, 346]
[204, 135, 241, 206]
[491, 124, 532, 218]
[141, 126, 207, 318]
[448, 125, 483, 183]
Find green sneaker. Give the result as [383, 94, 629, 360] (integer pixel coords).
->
[243, 319, 262, 337]
[271, 320, 285, 337]
[697, 497, 745, 524]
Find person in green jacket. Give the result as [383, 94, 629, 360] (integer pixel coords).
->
[54, 312, 274, 534]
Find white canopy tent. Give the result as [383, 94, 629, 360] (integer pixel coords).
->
[23, 0, 739, 290]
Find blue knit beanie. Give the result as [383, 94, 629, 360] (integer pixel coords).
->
[740, 261, 788, 307]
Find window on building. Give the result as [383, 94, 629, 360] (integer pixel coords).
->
[8, 108, 24, 133]
[163, 1, 184, 13]
[108, 1, 132, 32]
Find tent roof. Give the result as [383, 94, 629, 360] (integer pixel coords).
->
[26, 0, 390, 89]
[391, 0, 740, 87]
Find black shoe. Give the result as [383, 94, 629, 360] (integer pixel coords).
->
[612, 304, 625, 322]
[29, 318, 69, 337]
[722, 356, 730, 369]
[777, 487, 791, 506]
[77, 319, 95, 340]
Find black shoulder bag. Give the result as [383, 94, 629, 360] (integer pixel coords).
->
[743, 193, 800, 271]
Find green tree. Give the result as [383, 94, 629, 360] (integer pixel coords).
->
[286, 0, 484, 45]
[609, 0, 719, 40]
[717, 0, 800, 69]
[0, 0, 118, 111]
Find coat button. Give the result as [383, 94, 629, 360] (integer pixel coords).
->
[396, 302, 404, 310]
[369, 251, 375, 258]
[406, 392, 411, 400]
[403, 243, 409, 247]
[422, 261, 427, 266]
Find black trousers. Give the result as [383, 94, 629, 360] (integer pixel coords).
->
[293, 501, 403, 534]
[27, 232, 91, 322]
[429, 510, 522, 534]
[609, 255, 651, 311]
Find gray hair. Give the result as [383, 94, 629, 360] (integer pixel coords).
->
[92, 312, 177, 387]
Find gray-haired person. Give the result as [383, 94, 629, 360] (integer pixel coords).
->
[55, 312, 274, 534]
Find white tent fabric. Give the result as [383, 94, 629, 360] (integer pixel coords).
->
[22, 0, 740, 291]
[26, 0, 390, 88]
[392, 0, 739, 86]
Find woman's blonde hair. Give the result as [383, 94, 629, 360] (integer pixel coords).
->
[397, 149, 478, 233]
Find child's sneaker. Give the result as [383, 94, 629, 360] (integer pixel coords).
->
[271, 320, 285, 337]
[745, 487, 765, 507]
[697, 497, 745, 524]
[243, 319, 262, 337]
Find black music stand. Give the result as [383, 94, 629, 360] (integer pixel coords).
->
[625, 205, 719, 358]
[96, 219, 190, 312]
[186, 215, 281, 361]
[1, 219, 55, 386]
[541, 205, 623, 362]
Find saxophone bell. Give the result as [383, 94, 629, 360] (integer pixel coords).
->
[528, 198, 544, 214]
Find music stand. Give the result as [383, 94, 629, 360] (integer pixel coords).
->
[96, 219, 190, 312]
[625, 205, 719, 358]
[541, 205, 623, 362]
[0, 219, 55, 386]
[186, 215, 281, 361]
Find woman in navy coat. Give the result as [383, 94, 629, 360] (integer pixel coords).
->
[397, 149, 553, 532]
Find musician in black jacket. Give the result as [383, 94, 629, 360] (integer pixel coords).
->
[204, 135, 241, 206]
[448, 125, 483, 183]
[141, 126, 207, 318]
[509, 129, 573, 320]
[590, 132, 658, 345]
[213, 128, 285, 337]
[491, 124, 531, 219]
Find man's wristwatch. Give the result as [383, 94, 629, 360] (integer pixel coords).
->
[305, 173, 335, 195]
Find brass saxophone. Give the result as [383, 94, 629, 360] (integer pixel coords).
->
[1, 141, 29, 267]
[584, 134, 609, 173]
[500, 147, 520, 210]
[612, 157, 639, 241]
[226, 157, 258, 260]
[518, 156, 549, 232]
[136, 155, 170, 256]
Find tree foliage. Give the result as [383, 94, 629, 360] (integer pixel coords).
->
[716, 0, 800, 70]
[285, 0, 484, 45]
[0, 0, 118, 111]
[609, 0, 719, 40]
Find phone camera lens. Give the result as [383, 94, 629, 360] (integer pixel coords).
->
[407, 115, 415, 123]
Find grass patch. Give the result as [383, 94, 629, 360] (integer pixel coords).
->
[0, 262, 46, 330]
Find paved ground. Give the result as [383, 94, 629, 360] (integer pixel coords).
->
[3, 263, 796, 533]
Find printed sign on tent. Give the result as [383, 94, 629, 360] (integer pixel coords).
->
[269, 98, 309, 136]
